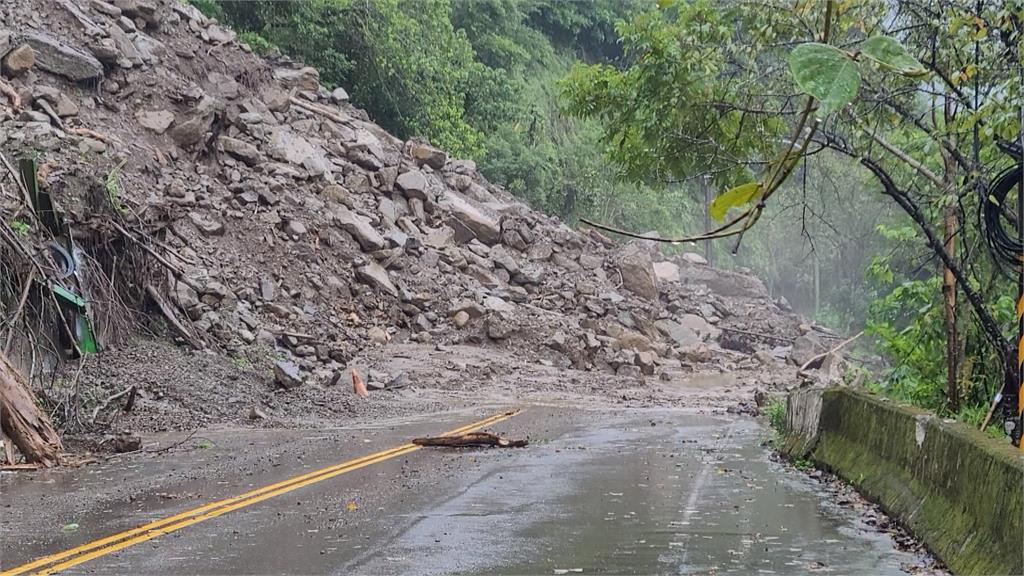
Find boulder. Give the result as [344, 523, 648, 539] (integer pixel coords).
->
[22, 32, 103, 81]
[1, 44, 34, 77]
[268, 128, 324, 167]
[616, 329, 656, 353]
[681, 252, 708, 265]
[113, 0, 159, 26]
[395, 170, 428, 200]
[273, 66, 320, 91]
[655, 319, 700, 348]
[273, 361, 303, 389]
[330, 86, 349, 103]
[615, 242, 659, 300]
[408, 141, 447, 169]
[653, 261, 681, 283]
[676, 313, 720, 341]
[441, 192, 500, 245]
[333, 206, 385, 251]
[788, 333, 826, 367]
[634, 350, 658, 375]
[219, 136, 261, 166]
[355, 261, 397, 297]
[136, 109, 175, 134]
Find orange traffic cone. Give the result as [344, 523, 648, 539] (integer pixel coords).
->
[352, 369, 369, 398]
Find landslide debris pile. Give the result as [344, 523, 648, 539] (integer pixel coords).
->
[0, 0, 824, 431]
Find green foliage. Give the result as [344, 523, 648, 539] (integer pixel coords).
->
[9, 219, 30, 235]
[105, 161, 127, 214]
[561, 1, 782, 187]
[188, 0, 223, 20]
[788, 43, 861, 118]
[218, 0, 485, 157]
[858, 36, 927, 76]
[766, 398, 787, 432]
[709, 183, 760, 222]
[237, 31, 274, 55]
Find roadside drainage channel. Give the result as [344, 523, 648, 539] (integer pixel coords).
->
[782, 387, 1024, 576]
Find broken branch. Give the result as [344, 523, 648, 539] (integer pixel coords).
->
[146, 285, 204, 350]
[797, 330, 863, 376]
[413, 431, 528, 448]
[0, 78, 21, 111]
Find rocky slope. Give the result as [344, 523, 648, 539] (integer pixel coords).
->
[0, 0, 829, 440]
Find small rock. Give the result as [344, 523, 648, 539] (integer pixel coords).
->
[453, 310, 470, 328]
[248, 406, 268, 420]
[283, 219, 307, 237]
[330, 86, 349, 102]
[485, 314, 514, 339]
[188, 212, 225, 236]
[111, 433, 142, 453]
[367, 326, 390, 345]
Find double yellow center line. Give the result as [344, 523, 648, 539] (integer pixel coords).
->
[3, 410, 519, 576]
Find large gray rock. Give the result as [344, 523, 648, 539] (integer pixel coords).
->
[22, 32, 103, 81]
[395, 170, 428, 200]
[615, 242, 659, 300]
[441, 192, 500, 245]
[355, 261, 397, 297]
[788, 333, 827, 367]
[268, 128, 324, 167]
[274, 361, 303, 389]
[136, 109, 175, 133]
[2, 44, 34, 77]
[408, 141, 447, 169]
[273, 66, 320, 91]
[653, 261, 681, 283]
[333, 206, 385, 251]
[676, 313, 720, 341]
[655, 319, 700, 348]
[219, 136, 261, 166]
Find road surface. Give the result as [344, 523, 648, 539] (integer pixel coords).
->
[2, 406, 937, 575]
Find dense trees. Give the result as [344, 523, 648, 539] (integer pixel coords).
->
[564, 0, 1023, 420]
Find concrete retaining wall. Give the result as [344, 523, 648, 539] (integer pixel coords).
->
[784, 387, 1024, 575]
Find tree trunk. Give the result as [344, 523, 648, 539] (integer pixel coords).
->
[942, 206, 959, 412]
[0, 352, 62, 467]
[940, 97, 960, 413]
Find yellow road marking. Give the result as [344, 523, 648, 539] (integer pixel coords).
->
[3, 410, 519, 576]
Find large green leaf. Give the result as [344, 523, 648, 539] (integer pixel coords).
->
[709, 182, 761, 222]
[788, 43, 860, 118]
[859, 36, 928, 77]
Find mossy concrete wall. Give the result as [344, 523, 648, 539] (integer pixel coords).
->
[784, 387, 1024, 575]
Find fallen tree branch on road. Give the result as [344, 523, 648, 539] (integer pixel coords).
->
[413, 431, 528, 448]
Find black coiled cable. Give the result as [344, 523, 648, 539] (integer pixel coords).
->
[981, 146, 1023, 273]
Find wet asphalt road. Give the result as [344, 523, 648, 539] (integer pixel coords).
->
[2, 406, 926, 575]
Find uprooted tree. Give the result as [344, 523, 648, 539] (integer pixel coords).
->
[0, 351, 62, 466]
[564, 0, 1023, 415]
